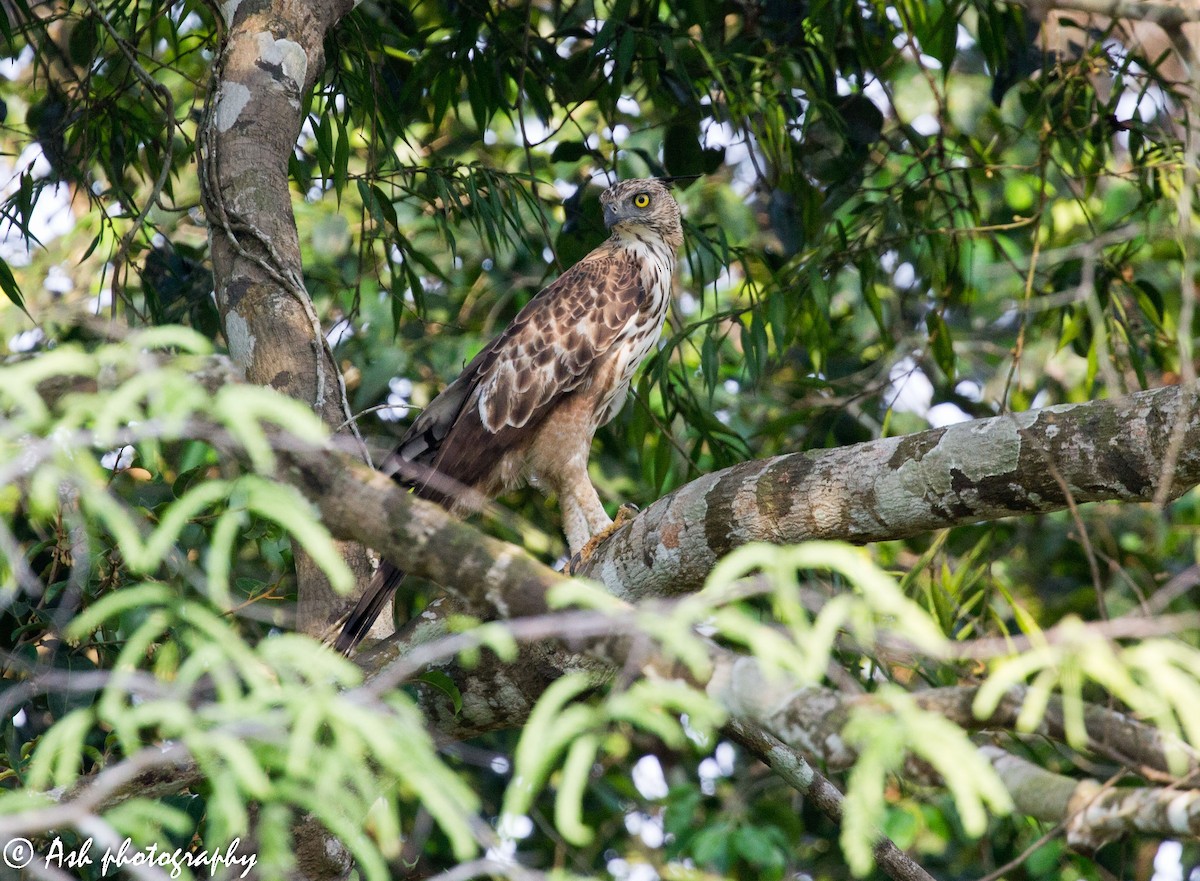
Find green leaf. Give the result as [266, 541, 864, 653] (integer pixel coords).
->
[416, 669, 462, 715]
[733, 824, 784, 868]
[0, 257, 26, 313]
[333, 114, 350, 198]
[926, 310, 955, 381]
[555, 733, 599, 845]
[691, 821, 733, 867]
[701, 332, 719, 399]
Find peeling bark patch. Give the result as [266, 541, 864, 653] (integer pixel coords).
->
[704, 468, 745, 556]
[897, 417, 1021, 500]
[1101, 448, 1151, 497]
[215, 83, 252, 132]
[271, 369, 295, 392]
[951, 468, 1047, 513]
[254, 33, 308, 93]
[224, 309, 256, 365]
[808, 474, 853, 534]
[755, 456, 808, 539]
[647, 497, 689, 577]
[224, 276, 252, 311]
[887, 428, 946, 469]
[656, 506, 683, 550]
[962, 416, 1023, 479]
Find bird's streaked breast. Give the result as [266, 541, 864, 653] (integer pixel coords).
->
[593, 237, 676, 426]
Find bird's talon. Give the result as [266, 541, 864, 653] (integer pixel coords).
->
[568, 503, 640, 575]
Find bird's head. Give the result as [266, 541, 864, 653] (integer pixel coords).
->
[600, 178, 683, 250]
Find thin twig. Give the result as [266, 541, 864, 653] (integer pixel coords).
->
[727, 719, 938, 881]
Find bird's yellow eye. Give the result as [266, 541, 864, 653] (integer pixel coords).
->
[632, 192, 651, 208]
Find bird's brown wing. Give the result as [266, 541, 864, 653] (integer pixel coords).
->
[382, 246, 648, 504]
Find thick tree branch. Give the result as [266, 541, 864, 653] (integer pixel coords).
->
[979, 746, 1200, 849]
[576, 383, 1200, 599]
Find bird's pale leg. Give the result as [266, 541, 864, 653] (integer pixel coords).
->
[564, 482, 639, 575]
[559, 478, 612, 558]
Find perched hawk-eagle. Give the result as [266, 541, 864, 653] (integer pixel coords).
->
[335, 178, 683, 653]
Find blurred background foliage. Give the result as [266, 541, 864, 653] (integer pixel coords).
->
[1, 0, 1200, 878]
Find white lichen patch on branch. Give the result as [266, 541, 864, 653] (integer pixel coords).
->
[766, 744, 815, 788]
[215, 82, 252, 133]
[405, 599, 450, 644]
[224, 309, 256, 365]
[481, 548, 518, 617]
[1166, 791, 1200, 832]
[897, 416, 1022, 498]
[483, 585, 512, 619]
[457, 684, 502, 727]
[219, 0, 242, 26]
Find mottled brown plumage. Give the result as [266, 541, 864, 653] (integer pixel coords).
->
[335, 179, 683, 653]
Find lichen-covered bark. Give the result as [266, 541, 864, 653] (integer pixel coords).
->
[980, 746, 1200, 848]
[578, 383, 1200, 599]
[200, 0, 372, 637]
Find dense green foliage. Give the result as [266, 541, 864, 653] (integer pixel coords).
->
[2, 0, 1200, 879]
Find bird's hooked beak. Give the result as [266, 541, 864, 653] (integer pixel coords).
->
[602, 200, 620, 228]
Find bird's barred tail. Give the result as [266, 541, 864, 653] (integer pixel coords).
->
[333, 562, 406, 655]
